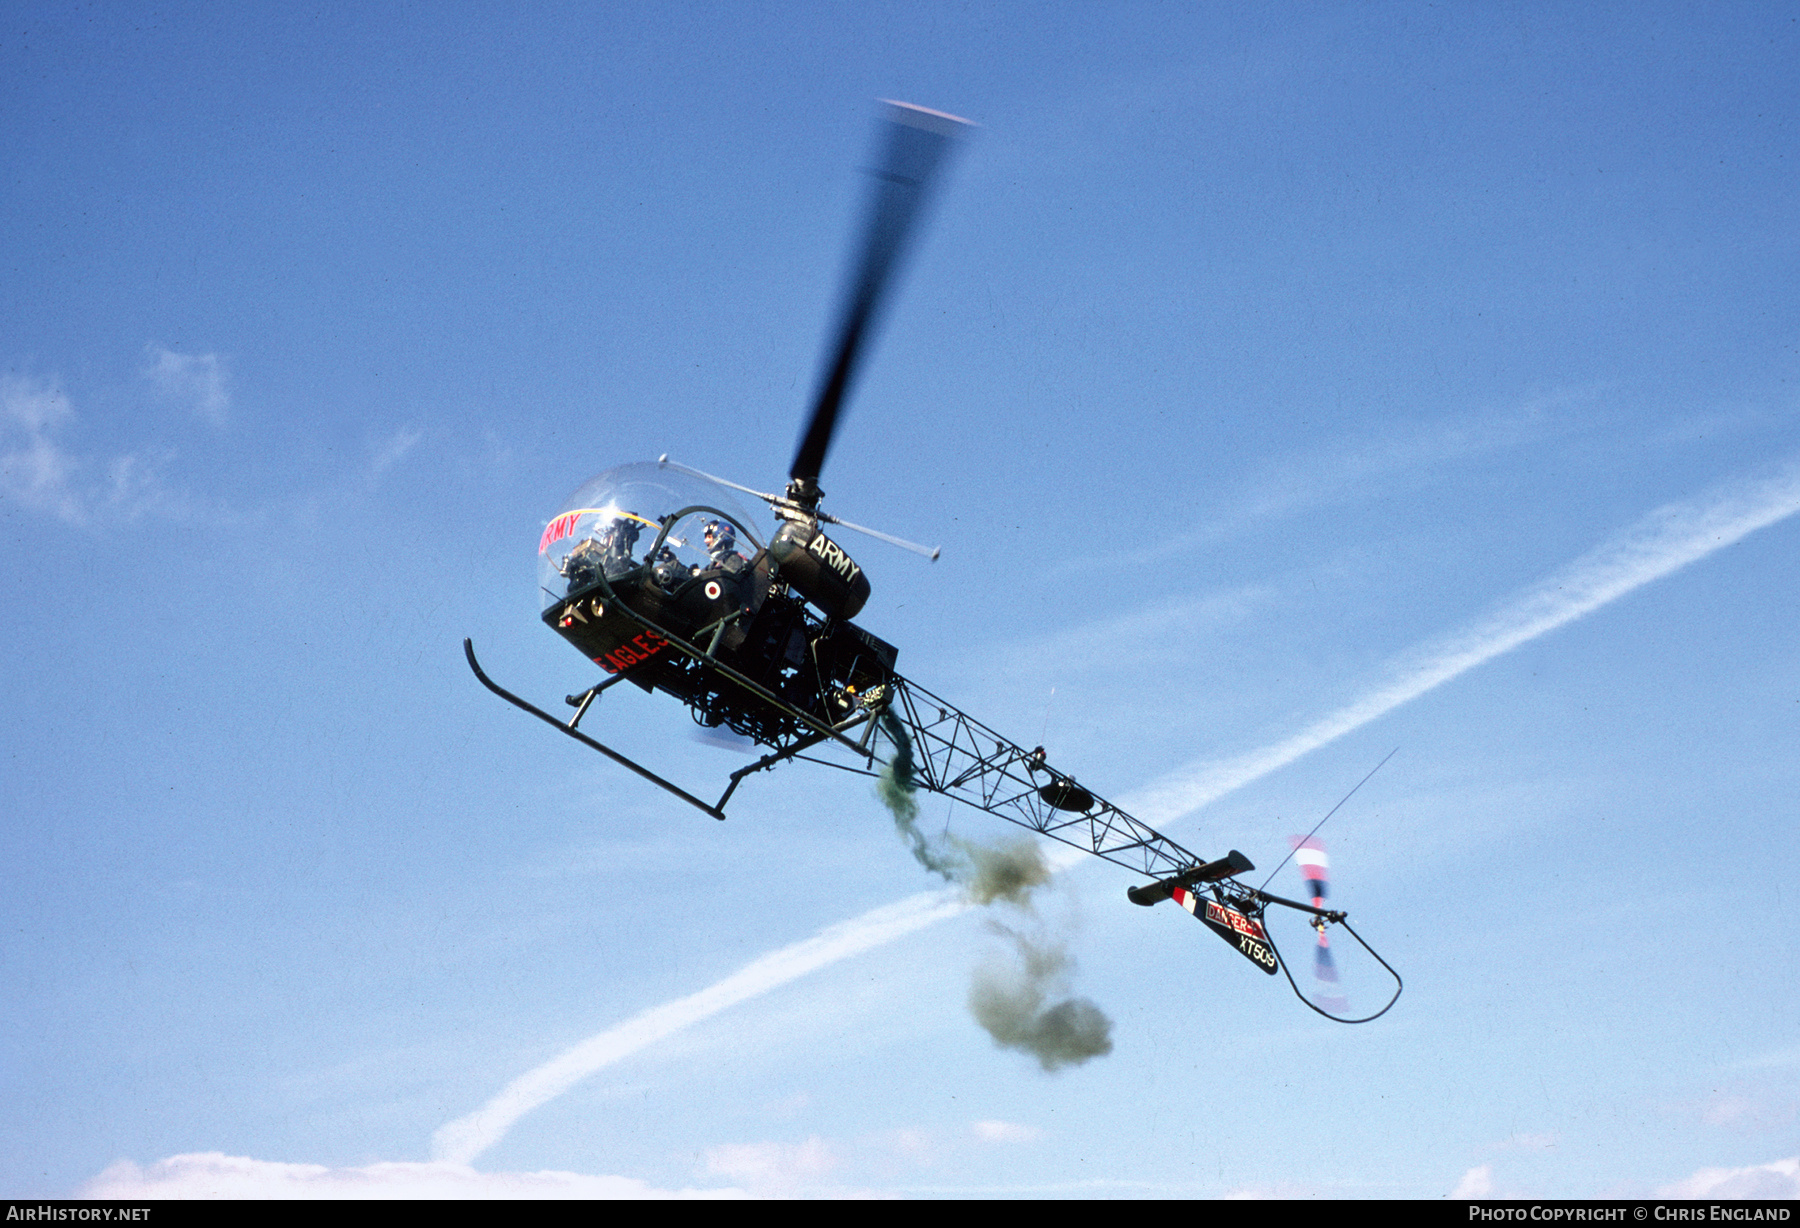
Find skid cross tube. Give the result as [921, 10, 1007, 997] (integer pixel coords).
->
[566, 670, 635, 730]
[713, 709, 874, 812]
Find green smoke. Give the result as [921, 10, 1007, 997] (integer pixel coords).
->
[872, 709, 1116, 1071]
[875, 709, 963, 881]
[961, 838, 1052, 906]
[875, 711, 1056, 901]
[968, 924, 1115, 1072]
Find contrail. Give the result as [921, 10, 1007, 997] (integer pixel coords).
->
[435, 455, 1800, 1164]
[431, 889, 968, 1164]
[1126, 457, 1800, 825]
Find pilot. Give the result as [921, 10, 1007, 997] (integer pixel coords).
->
[702, 519, 748, 575]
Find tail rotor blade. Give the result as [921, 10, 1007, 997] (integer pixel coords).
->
[790, 101, 972, 492]
[1291, 835, 1349, 1013]
[1311, 922, 1348, 1014]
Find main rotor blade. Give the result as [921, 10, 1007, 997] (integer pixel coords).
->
[789, 101, 972, 488]
[659, 456, 942, 560]
[814, 508, 941, 560]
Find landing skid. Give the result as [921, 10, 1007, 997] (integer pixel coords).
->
[464, 639, 873, 821]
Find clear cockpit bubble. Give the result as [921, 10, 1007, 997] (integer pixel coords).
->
[536, 462, 767, 609]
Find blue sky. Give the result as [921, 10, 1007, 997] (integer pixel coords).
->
[5, 2, 1799, 1199]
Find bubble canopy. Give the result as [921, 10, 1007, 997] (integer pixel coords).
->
[536, 461, 768, 611]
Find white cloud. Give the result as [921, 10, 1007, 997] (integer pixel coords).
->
[2, 374, 74, 435]
[1219, 1180, 1327, 1199]
[1057, 394, 1576, 579]
[971, 1119, 1041, 1143]
[1221, 393, 1572, 529]
[704, 1137, 840, 1198]
[880, 1127, 934, 1160]
[763, 1090, 814, 1119]
[1655, 1155, 1800, 1199]
[82, 1152, 743, 1200]
[143, 345, 230, 425]
[1450, 1164, 1494, 1198]
[1, 373, 209, 526]
[701, 1129, 942, 1197]
[985, 586, 1270, 679]
[1, 375, 84, 522]
[1702, 1096, 1760, 1127]
[1692, 1089, 1798, 1133]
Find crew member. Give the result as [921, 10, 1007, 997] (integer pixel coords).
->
[702, 519, 748, 575]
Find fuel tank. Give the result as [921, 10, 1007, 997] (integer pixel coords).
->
[769, 520, 872, 620]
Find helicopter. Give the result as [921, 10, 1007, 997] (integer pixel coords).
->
[465, 101, 1401, 1022]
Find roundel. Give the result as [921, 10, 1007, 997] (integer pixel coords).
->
[704, 580, 722, 601]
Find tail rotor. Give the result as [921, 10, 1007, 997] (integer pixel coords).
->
[1258, 833, 1403, 1024]
[1289, 836, 1348, 1015]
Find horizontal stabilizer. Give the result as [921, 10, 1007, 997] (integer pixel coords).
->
[1126, 849, 1255, 906]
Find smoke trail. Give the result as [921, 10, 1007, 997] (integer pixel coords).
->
[968, 924, 1114, 1071]
[874, 710, 1113, 1068]
[964, 842, 1109, 1070]
[873, 710, 1051, 902]
[876, 709, 965, 880]
[962, 837, 1053, 905]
